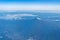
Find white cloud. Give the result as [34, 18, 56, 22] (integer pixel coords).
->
[27, 37, 34, 40]
[46, 19, 60, 21]
[36, 17, 42, 20]
[0, 14, 37, 20]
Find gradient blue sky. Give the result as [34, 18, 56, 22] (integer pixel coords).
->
[0, 0, 59, 2]
[0, 0, 60, 11]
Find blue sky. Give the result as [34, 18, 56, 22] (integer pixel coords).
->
[0, 0, 60, 11]
[0, 0, 60, 3]
[0, 0, 59, 2]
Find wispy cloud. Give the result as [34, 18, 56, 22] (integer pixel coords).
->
[0, 14, 37, 20]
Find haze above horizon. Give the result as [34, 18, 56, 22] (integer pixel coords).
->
[0, 0, 60, 11]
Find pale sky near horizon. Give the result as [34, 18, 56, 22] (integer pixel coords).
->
[0, 0, 60, 11]
[0, 4, 60, 11]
